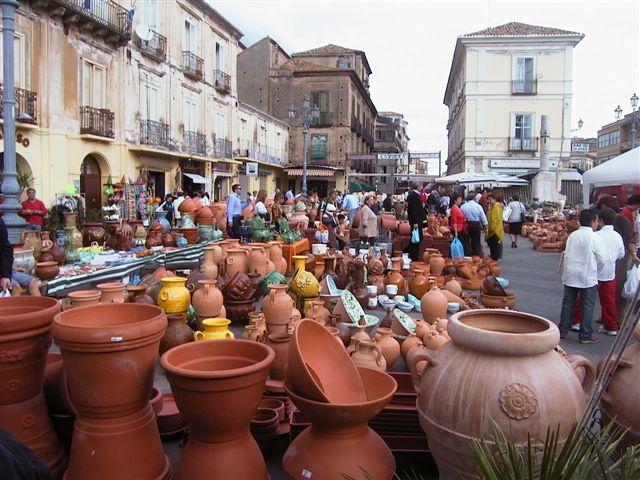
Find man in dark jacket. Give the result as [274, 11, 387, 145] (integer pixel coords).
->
[0, 217, 13, 293]
[405, 183, 427, 261]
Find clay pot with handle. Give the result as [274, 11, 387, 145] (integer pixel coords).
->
[192, 279, 224, 325]
[262, 285, 294, 335]
[350, 339, 387, 372]
[226, 249, 249, 280]
[375, 327, 401, 370]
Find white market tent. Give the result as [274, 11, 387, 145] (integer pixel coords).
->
[581, 147, 640, 206]
[436, 171, 529, 185]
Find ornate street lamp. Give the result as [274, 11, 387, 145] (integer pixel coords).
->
[615, 105, 623, 120]
[631, 93, 638, 149]
[288, 96, 319, 197]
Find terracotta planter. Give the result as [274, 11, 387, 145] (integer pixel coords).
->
[160, 314, 194, 355]
[420, 278, 448, 324]
[52, 304, 169, 479]
[97, 282, 126, 304]
[0, 297, 66, 477]
[67, 290, 101, 308]
[409, 310, 593, 480]
[160, 340, 274, 480]
[192, 279, 224, 323]
[481, 292, 517, 309]
[283, 367, 396, 480]
[262, 285, 293, 335]
[126, 285, 155, 304]
[35, 261, 60, 280]
[266, 333, 292, 381]
[157, 277, 191, 314]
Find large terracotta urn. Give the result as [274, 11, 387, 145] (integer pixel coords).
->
[409, 310, 593, 480]
[0, 297, 67, 478]
[157, 277, 191, 314]
[262, 284, 293, 335]
[226, 248, 249, 279]
[248, 245, 269, 277]
[192, 279, 224, 324]
[160, 340, 274, 479]
[52, 304, 170, 480]
[420, 277, 448, 324]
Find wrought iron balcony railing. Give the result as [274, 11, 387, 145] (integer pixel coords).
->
[213, 70, 231, 93]
[80, 106, 115, 138]
[184, 130, 206, 155]
[182, 51, 204, 81]
[134, 29, 166, 62]
[48, 0, 132, 45]
[512, 79, 537, 95]
[509, 137, 539, 152]
[0, 83, 37, 124]
[213, 138, 233, 158]
[140, 119, 170, 148]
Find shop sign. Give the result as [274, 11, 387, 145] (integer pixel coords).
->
[246, 162, 258, 176]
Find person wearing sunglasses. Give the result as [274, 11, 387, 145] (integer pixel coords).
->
[227, 184, 243, 237]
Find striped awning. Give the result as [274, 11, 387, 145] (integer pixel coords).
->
[285, 168, 337, 177]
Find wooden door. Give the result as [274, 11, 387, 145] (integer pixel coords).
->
[80, 173, 102, 210]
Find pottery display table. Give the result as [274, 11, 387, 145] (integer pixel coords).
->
[282, 238, 310, 274]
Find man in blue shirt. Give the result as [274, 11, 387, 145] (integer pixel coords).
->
[226, 184, 242, 237]
[341, 190, 360, 222]
[460, 192, 488, 256]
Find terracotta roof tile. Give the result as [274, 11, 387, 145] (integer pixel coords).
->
[292, 44, 358, 56]
[463, 22, 582, 37]
[280, 58, 340, 73]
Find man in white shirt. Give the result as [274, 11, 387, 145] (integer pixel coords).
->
[341, 190, 360, 222]
[173, 192, 185, 221]
[226, 184, 242, 237]
[559, 209, 607, 343]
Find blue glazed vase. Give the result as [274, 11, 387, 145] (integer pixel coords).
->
[154, 211, 171, 232]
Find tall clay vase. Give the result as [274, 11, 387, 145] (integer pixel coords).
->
[192, 279, 224, 326]
[409, 310, 594, 480]
[161, 340, 275, 480]
[52, 304, 170, 480]
[266, 333, 292, 381]
[97, 282, 126, 304]
[420, 278, 448, 324]
[226, 248, 249, 280]
[262, 285, 294, 335]
[0, 297, 67, 478]
[267, 241, 287, 275]
[409, 268, 429, 299]
[202, 245, 222, 279]
[429, 253, 445, 276]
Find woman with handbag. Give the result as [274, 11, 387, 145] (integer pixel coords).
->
[449, 192, 470, 256]
[359, 195, 379, 247]
[506, 194, 526, 248]
[486, 192, 504, 261]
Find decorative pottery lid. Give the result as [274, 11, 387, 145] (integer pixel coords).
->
[392, 309, 416, 334]
[325, 275, 338, 295]
[339, 290, 365, 324]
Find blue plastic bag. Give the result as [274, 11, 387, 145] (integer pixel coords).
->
[410, 226, 420, 244]
[450, 237, 464, 259]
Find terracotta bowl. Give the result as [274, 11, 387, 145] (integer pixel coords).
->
[285, 366, 397, 428]
[287, 319, 366, 404]
[35, 261, 60, 280]
[259, 398, 285, 423]
[481, 292, 517, 309]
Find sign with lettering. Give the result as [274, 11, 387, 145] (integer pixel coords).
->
[571, 143, 590, 152]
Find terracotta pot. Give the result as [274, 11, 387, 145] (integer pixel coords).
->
[42, 230, 67, 265]
[192, 279, 224, 323]
[35, 261, 59, 280]
[409, 310, 593, 480]
[194, 318, 235, 341]
[203, 245, 223, 274]
[267, 241, 286, 275]
[481, 292, 517, 309]
[52, 304, 170, 480]
[196, 206, 214, 221]
[384, 267, 405, 293]
[159, 313, 194, 355]
[67, 290, 101, 308]
[248, 246, 269, 277]
[160, 340, 274, 479]
[186, 267, 207, 295]
[241, 325, 262, 342]
[180, 227, 199, 244]
[309, 299, 331, 325]
[397, 220, 411, 236]
[350, 339, 387, 372]
[161, 232, 176, 247]
[283, 367, 396, 480]
[379, 214, 397, 232]
[400, 333, 423, 362]
[22, 230, 42, 260]
[429, 254, 445, 276]
[351, 260, 370, 310]
[227, 248, 249, 279]
[266, 333, 292, 381]
[97, 282, 126, 304]
[157, 277, 191, 314]
[126, 285, 155, 305]
[178, 197, 198, 214]
[443, 277, 463, 297]
[224, 299, 255, 324]
[409, 268, 429, 298]
[422, 248, 440, 264]
[222, 271, 256, 302]
[420, 278, 448, 324]
[145, 231, 163, 249]
[262, 285, 293, 335]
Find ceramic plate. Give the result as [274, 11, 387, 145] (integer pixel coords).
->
[407, 294, 421, 309]
[325, 275, 338, 295]
[393, 309, 416, 334]
[340, 290, 366, 323]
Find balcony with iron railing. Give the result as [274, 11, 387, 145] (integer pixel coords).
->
[0, 84, 37, 124]
[182, 51, 204, 81]
[140, 119, 170, 148]
[183, 131, 206, 155]
[509, 137, 539, 152]
[80, 106, 114, 138]
[212, 138, 233, 158]
[46, 0, 132, 46]
[134, 29, 166, 62]
[512, 79, 537, 95]
[213, 70, 231, 94]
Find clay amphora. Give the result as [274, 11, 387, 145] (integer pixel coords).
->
[262, 285, 294, 335]
[420, 278, 448, 324]
[409, 268, 429, 298]
[160, 340, 274, 479]
[375, 327, 401, 369]
[97, 282, 125, 303]
[126, 285, 155, 304]
[429, 254, 445, 276]
[53, 304, 170, 480]
[349, 320, 370, 345]
[350, 339, 387, 372]
[409, 310, 593, 480]
[194, 318, 235, 341]
[68, 290, 101, 308]
[379, 248, 390, 270]
[385, 267, 405, 293]
[159, 313, 194, 354]
[443, 276, 463, 297]
[266, 333, 292, 381]
[157, 277, 191, 314]
[192, 279, 224, 324]
[227, 248, 249, 279]
[35, 261, 60, 280]
[202, 245, 222, 278]
[422, 248, 439, 264]
[309, 299, 331, 325]
[82, 222, 106, 247]
[248, 246, 269, 277]
[351, 260, 370, 310]
[248, 312, 268, 341]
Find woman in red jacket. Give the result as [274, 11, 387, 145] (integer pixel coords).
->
[450, 192, 470, 256]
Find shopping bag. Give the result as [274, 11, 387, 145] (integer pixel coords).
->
[410, 227, 420, 244]
[502, 206, 512, 222]
[450, 237, 464, 259]
[623, 264, 640, 299]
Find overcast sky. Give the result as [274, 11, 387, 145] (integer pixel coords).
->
[214, 0, 639, 173]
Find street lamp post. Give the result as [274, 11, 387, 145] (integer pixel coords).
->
[288, 96, 319, 197]
[630, 92, 638, 149]
[0, 0, 26, 243]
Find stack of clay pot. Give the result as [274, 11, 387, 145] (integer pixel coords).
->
[523, 219, 578, 252]
[480, 275, 516, 309]
[0, 297, 67, 479]
[53, 304, 171, 479]
[283, 320, 397, 479]
[409, 309, 593, 479]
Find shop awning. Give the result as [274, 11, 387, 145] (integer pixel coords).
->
[183, 173, 207, 184]
[285, 167, 337, 177]
[349, 181, 376, 192]
[212, 171, 235, 178]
